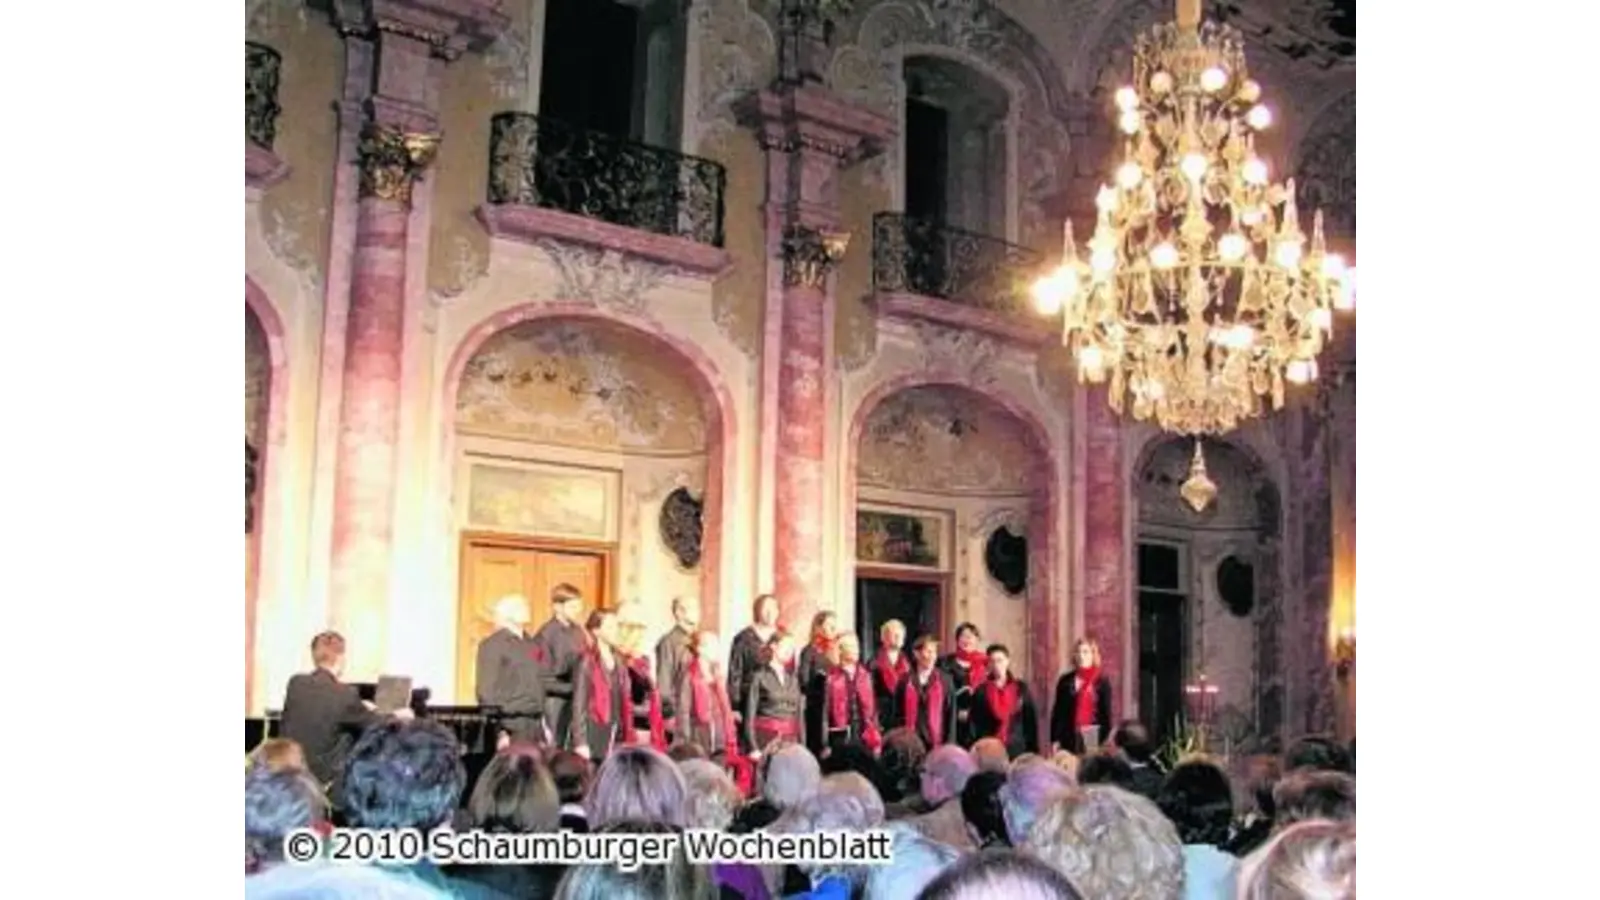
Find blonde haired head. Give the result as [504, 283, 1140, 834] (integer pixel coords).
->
[1238, 818, 1355, 900]
[1022, 785, 1183, 900]
[836, 632, 862, 663]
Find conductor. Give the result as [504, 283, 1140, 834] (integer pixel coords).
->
[475, 593, 547, 745]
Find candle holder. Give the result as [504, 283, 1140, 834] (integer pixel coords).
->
[1333, 628, 1356, 680]
[1183, 674, 1220, 751]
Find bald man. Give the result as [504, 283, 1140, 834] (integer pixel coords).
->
[476, 594, 547, 744]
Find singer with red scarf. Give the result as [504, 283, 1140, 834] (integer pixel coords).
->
[797, 611, 839, 753]
[674, 631, 755, 794]
[822, 633, 882, 753]
[869, 619, 910, 733]
[1050, 637, 1114, 754]
[969, 643, 1040, 757]
[939, 622, 990, 747]
[744, 633, 804, 758]
[568, 609, 635, 761]
[894, 634, 956, 748]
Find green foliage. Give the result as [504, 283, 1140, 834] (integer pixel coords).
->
[1155, 717, 1233, 771]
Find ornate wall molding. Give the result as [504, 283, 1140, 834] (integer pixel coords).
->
[825, 0, 1074, 247]
[782, 225, 851, 288]
[910, 320, 1004, 386]
[1294, 90, 1355, 242]
[532, 239, 677, 315]
[694, 0, 780, 147]
[356, 123, 440, 206]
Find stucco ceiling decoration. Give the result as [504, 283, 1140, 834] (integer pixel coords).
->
[859, 385, 1036, 494]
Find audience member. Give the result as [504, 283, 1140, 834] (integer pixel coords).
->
[731, 742, 818, 833]
[862, 823, 961, 900]
[449, 747, 564, 900]
[970, 738, 1009, 775]
[679, 760, 770, 900]
[554, 821, 716, 900]
[1156, 758, 1238, 900]
[824, 771, 886, 826]
[909, 745, 979, 849]
[1236, 819, 1355, 900]
[248, 737, 308, 774]
[773, 783, 878, 899]
[549, 750, 592, 832]
[1050, 750, 1080, 782]
[1022, 785, 1184, 900]
[958, 771, 1009, 849]
[586, 745, 688, 829]
[1272, 769, 1355, 827]
[246, 862, 453, 900]
[245, 766, 326, 874]
[916, 850, 1084, 900]
[880, 728, 928, 815]
[1111, 720, 1163, 800]
[1078, 750, 1136, 789]
[997, 759, 1073, 845]
[1224, 755, 1280, 856]
[668, 742, 708, 763]
[1282, 736, 1353, 775]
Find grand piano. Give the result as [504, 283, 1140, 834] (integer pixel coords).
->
[247, 683, 506, 756]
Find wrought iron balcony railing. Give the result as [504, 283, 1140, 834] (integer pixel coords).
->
[245, 42, 282, 150]
[872, 213, 1045, 316]
[487, 113, 727, 247]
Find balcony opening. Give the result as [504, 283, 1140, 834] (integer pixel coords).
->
[902, 56, 1011, 239]
[537, 0, 685, 149]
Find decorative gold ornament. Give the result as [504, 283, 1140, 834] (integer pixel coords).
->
[1031, 0, 1356, 442]
[1179, 438, 1218, 513]
[356, 123, 441, 207]
[782, 224, 850, 288]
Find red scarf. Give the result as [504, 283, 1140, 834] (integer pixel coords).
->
[954, 649, 989, 688]
[984, 677, 1020, 743]
[1074, 667, 1101, 731]
[585, 648, 633, 736]
[873, 649, 910, 697]
[627, 654, 666, 750]
[902, 668, 945, 746]
[687, 656, 741, 758]
[825, 664, 883, 752]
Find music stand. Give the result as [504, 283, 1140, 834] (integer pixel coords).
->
[374, 675, 414, 714]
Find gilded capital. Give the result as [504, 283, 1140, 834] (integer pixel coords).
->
[356, 123, 440, 206]
[781, 225, 850, 289]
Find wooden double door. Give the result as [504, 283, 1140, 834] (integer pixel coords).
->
[457, 532, 611, 704]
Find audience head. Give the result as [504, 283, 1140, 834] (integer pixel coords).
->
[1283, 735, 1354, 775]
[754, 593, 779, 628]
[863, 822, 960, 900]
[1011, 753, 1043, 769]
[970, 738, 1010, 775]
[999, 760, 1075, 845]
[921, 744, 978, 805]
[1050, 750, 1080, 781]
[954, 622, 982, 653]
[245, 766, 326, 871]
[822, 771, 885, 826]
[553, 821, 715, 900]
[880, 728, 927, 800]
[1237, 819, 1356, 900]
[820, 740, 882, 783]
[1112, 720, 1154, 763]
[1079, 750, 1135, 788]
[248, 738, 307, 775]
[1022, 785, 1184, 900]
[551, 583, 584, 622]
[466, 747, 559, 834]
[1273, 769, 1356, 827]
[986, 644, 1013, 679]
[491, 593, 531, 630]
[912, 634, 940, 668]
[341, 719, 464, 830]
[1242, 754, 1283, 817]
[586, 745, 687, 829]
[310, 631, 347, 676]
[959, 770, 1009, 847]
[1073, 637, 1102, 670]
[917, 849, 1085, 900]
[246, 862, 453, 899]
[762, 742, 822, 810]
[775, 781, 878, 889]
[837, 632, 863, 665]
[1155, 757, 1234, 846]
[549, 750, 592, 806]
[679, 759, 742, 830]
[881, 619, 907, 650]
[667, 742, 707, 763]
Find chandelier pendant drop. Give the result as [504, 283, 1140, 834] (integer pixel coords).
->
[1031, 0, 1356, 503]
[1179, 439, 1218, 513]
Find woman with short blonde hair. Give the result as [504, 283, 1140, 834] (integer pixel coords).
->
[1023, 784, 1185, 900]
[1236, 819, 1355, 900]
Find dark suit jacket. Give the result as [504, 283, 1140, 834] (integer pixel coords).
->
[969, 678, 1040, 758]
[1049, 669, 1114, 753]
[279, 668, 380, 789]
[655, 625, 693, 720]
[475, 628, 546, 719]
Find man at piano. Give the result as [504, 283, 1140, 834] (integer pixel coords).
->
[279, 631, 412, 800]
[475, 593, 547, 745]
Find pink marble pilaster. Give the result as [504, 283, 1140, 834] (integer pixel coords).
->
[772, 283, 829, 627]
[1082, 386, 1129, 721]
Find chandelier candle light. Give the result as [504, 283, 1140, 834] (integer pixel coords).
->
[1031, 0, 1355, 511]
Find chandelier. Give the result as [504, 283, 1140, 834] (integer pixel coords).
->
[1030, 0, 1354, 511]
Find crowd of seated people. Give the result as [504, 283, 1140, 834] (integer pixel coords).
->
[245, 714, 1355, 900]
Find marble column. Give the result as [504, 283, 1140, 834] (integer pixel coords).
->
[321, 0, 506, 679]
[1330, 366, 1356, 740]
[740, 78, 893, 631]
[1081, 386, 1129, 720]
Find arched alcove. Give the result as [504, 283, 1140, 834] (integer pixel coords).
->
[1134, 436, 1284, 749]
[446, 312, 729, 703]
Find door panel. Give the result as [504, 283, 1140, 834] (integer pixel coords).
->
[1137, 590, 1187, 745]
[457, 537, 609, 703]
[855, 577, 943, 655]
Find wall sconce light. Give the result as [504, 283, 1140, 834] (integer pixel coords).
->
[1333, 628, 1356, 680]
